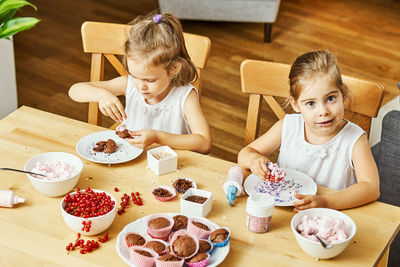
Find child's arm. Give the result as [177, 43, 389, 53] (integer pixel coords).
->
[127, 90, 212, 154]
[68, 76, 128, 122]
[237, 119, 283, 179]
[294, 134, 380, 211]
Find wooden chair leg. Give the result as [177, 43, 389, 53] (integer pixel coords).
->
[264, 23, 272, 43]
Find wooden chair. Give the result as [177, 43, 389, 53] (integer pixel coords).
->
[240, 59, 384, 145]
[81, 21, 211, 126]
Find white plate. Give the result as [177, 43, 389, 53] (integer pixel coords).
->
[116, 213, 230, 266]
[244, 168, 317, 206]
[76, 131, 143, 164]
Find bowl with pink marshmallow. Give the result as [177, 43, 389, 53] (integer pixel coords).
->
[291, 208, 357, 259]
[24, 152, 83, 197]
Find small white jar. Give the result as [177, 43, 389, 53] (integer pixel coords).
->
[246, 193, 274, 233]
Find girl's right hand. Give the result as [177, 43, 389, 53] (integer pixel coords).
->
[249, 156, 270, 180]
[98, 93, 127, 122]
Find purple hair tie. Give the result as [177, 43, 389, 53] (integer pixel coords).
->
[153, 14, 162, 24]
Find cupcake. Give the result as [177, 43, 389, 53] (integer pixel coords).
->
[155, 254, 184, 267]
[172, 178, 197, 193]
[198, 239, 213, 254]
[170, 230, 199, 260]
[152, 185, 176, 202]
[187, 218, 213, 239]
[147, 214, 174, 241]
[172, 215, 188, 231]
[209, 227, 231, 247]
[145, 239, 168, 255]
[185, 253, 210, 267]
[129, 246, 159, 267]
[125, 232, 146, 248]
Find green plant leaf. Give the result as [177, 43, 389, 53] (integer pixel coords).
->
[0, 16, 39, 39]
[0, 0, 36, 17]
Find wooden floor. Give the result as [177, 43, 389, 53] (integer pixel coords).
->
[14, 0, 400, 162]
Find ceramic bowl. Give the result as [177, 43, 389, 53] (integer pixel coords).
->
[291, 208, 357, 259]
[24, 152, 83, 197]
[60, 189, 117, 235]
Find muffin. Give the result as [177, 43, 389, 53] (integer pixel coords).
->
[146, 215, 174, 241]
[129, 246, 158, 267]
[210, 227, 230, 247]
[93, 139, 117, 154]
[198, 240, 212, 253]
[187, 218, 213, 239]
[158, 254, 181, 261]
[155, 253, 185, 267]
[125, 232, 146, 247]
[187, 252, 209, 263]
[145, 240, 167, 255]
[172, 215, 188, 231]
[172, 234, 197, 258]
[172, 178, 196, 193]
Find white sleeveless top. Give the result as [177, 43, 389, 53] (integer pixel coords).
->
[124, 75, 197, 134]
[277, 114, 365, 190]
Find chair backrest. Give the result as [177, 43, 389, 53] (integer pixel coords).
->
[240, 59, 384, 145]
[81, 21, 211, 125]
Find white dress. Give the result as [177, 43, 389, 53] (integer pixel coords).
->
[124, 75, 197, 134]
[277, 114, 365, 190]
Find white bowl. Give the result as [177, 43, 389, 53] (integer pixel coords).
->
[24, 152, 83, 197]
[147, 146, 177, 175]
[291, 208, 357, 259]
[181, 188, 213, 217]
[60, 189, 117, 236]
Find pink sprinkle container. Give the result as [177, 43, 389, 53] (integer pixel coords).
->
[129, 246, 159, 267]
[185, 253, 210, 267]
[146, 214, 174, 241]
[187, 217, 214, 239]
[246, 193, 274, 233]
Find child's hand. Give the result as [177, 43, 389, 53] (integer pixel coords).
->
[293, 192, 327, 212]
[249, 156, 269, 180]
[125, 129, 158, 148]
[98, 93, 126, 122]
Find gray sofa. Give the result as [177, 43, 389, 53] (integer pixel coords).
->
[372, 109, 400, 266]
[158, 0, 281, 43]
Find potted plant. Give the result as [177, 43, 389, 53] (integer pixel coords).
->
[0, 0, 40, 118]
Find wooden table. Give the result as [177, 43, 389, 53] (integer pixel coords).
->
[0, 106, 399, 266]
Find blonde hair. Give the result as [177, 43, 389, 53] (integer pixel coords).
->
[124, 11, 198, 87]
[289, 50, 348, 101]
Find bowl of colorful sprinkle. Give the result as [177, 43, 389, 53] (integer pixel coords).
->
[60, 188, 117, 235]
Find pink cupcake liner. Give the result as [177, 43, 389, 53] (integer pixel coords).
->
[187, 217, 214, 239]
[170, 229, 199, 260]
[185, 253, 210, 267]
[144, 239, 168, 256]
[155, 257, 185, 267]
[152, 185, 177, 202]
[147, 214, 174, 241]
[172, 178, 197, 194]
[125, 231, 146, 248]
[129, 246, 159, 267]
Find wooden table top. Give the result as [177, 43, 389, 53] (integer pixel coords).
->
[0, 106, 399, 267]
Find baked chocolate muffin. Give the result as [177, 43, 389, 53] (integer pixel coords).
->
[126, 233, 146, 247]
[145, 240, 166, 254]
[172, 215, 188, 231]
[153, 188, 173, 198]
[134, 249, 153, 257]
[172, 235, 197, 258]
[198, 240, 212, 253]
[192, 221, 209, 231]
[93, 139, 117, 154]
[158, 254, 181, 261]
[116, 129, 132, 139]
[210, 228, 229, 243]
[187, 252, 208, 263]
[148, 217, 171, 229]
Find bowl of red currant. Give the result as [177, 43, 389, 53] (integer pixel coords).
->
[60, 188, 117, 235]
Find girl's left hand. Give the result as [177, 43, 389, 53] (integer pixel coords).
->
[125, 129, 158, 148]
[293, 193, 327, 212]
